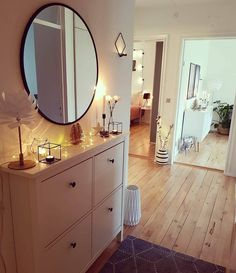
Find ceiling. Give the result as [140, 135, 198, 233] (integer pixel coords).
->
[135, 0, 224, 8]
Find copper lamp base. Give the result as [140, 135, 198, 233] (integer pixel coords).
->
[8, 160, 36, 170]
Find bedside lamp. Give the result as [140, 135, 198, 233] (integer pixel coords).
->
[143, 92, 150, 107]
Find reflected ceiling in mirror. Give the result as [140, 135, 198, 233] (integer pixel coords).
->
[21, 4, 98, 125]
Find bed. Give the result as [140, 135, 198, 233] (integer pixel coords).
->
[130, 105, 141, 123]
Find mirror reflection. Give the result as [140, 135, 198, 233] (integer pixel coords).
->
[22, 4, 98, 124]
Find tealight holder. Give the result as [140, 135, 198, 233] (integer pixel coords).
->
[37, 142, 61, 164]
[111, 121, 123, 135]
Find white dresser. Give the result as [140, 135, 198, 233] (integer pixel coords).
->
[0, 134, 128, 273]
[182, 107, 213, 142]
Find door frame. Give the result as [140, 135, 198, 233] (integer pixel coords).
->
[172, 35, 236, 174]
[224, 94, 236, 176]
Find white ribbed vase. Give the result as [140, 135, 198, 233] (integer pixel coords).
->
[124, 185, 141, 226]
[155, 149, 168, 165]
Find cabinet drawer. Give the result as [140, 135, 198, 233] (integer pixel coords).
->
[94, 143, 123, 205]
[38, 159, 92, 246]
[41, 215, 91, 273]
[92, 188, 122, 256]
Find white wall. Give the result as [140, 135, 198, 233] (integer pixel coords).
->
[134, 1, 236, 169]
[135, 42, 156, 97]
[175, 38, 236, 152]
[0, 0, 134, 157]
[131, 48, 144, 105]
[131, 41, 156, 123]
[183, 40, 210, 107]
[131, 41, 155, 103]
[207, 39, 236, 105]
[0, 0, 134, 271]
[175, 39, 210, 151]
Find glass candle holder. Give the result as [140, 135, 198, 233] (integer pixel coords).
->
[111, 122, 123, 134]
[37, 142, 61, 164]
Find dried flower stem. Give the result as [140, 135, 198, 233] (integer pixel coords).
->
[156, 116, 174, 150]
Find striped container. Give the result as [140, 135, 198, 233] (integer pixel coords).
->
[155, 149, 168, 165]
[124, 185, 141, 226]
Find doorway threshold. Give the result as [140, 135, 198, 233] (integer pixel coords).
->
[174, 161, 224, 173]
[129, 153, 154, 160]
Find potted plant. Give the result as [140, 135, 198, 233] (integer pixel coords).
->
[213, 100, 234, 135]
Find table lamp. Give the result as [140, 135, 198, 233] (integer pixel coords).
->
[143, 92, 150, 107]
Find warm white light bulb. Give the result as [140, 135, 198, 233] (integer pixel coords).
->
[133, 50, 137, 58]
[137, 64, 143, 71]
[138, 78, 144, 84]
[137, 50, 143, 58]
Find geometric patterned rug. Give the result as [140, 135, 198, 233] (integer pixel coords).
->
[100, 236, 226, 273]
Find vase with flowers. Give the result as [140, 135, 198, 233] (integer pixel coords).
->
[155, 116, 174, 165]
[106, 95, 120, 133]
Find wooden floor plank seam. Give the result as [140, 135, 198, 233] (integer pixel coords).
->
[156, 171, 198, 243]
[200, 188, 230, 263]
[195, 173, 227, 263]
[143, 168, 195, 242]
[174, 171, 217, 255]
[161, 169, 208, 249]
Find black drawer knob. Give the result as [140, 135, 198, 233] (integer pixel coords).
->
[69, 182, 76, 188]
[108, 207, 113, 212]
[108, 158, 115, 164]
[70, 242, 77, 248]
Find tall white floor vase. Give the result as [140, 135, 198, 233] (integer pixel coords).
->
[124, 185, 141, 226]
[155, 149, 168, 165]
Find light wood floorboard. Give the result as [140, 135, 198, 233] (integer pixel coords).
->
[87, 157, 235, 273]
[129, 123, 155, 158]
[175, 132, 229, 171]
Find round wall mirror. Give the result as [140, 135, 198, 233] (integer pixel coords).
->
[21, 3, 98, 125]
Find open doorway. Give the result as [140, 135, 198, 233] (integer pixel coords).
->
[174, 38, 236, 171]
[129, 40, 164, 158]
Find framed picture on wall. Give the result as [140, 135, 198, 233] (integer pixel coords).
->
[187, 63, 196, 99]
[193, 64, 201, 97]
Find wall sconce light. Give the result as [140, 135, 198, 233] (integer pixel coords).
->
[115, 33, 127, 57]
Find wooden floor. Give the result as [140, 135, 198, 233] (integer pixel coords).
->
[87, 157, 235, 272]
[129, 123, 155, 158]
[175, 132, 229, 171]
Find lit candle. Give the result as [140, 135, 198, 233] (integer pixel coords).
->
[102, 95, 106, 114]
[112, 129, 118, 134]
[46, 155, 54, 163]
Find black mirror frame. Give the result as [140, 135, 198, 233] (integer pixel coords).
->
[20, 2, 99, 125]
